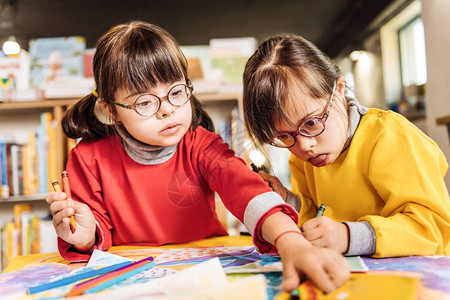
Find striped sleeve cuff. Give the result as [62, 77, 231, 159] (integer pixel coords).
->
[243, 191, 299, 254]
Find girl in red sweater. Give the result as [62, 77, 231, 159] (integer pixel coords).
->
[46, 21, 349, 292]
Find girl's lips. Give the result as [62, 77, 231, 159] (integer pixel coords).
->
[160, 123, 180, 135]
[308, 154, 328, 167]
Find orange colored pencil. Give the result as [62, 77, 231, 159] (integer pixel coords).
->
[57, 171, 77, 233]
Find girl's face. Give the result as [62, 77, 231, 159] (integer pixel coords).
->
[274, 79, 349, 167]
[113, 80, 192, 147]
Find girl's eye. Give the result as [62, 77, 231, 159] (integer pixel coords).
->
[170, 87, 184, 98]
[277, 134, 292, 141]
[304, 118, 318, 128]
[136, 101, 151, 108]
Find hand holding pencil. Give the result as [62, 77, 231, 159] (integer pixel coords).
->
[47, 171, 97, 252]
[51, 171, 76, 233]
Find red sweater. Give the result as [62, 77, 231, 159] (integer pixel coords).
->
[59, 126, 297, 261]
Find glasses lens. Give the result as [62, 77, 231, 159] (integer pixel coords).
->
[299, 118, 324, 137]
[168, 84, 190, 106]
[271, 134, 295, 148]
[135, 94, 159, 116]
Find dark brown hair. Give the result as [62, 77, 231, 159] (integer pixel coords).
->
[243, 34, 341, 145]
[63, 21, 213, 140]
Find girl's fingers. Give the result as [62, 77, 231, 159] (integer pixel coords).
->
[308, 267, 338, 294]
[282, 263, 301, 292]
[300, 218, 320, 231]
[302, 227, 322, 242]
[46, 192, 67, 204]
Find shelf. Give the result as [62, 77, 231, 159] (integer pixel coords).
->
[0, 91, 241, 111]
[0, 194, 47, 203]
[0, 98, 79, 115]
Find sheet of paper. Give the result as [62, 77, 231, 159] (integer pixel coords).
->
[86, 249, 134, 267]
[77, 257, 230, 299]
[346, 256, 369, 272]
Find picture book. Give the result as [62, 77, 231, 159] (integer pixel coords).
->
[28, 36, 86, 89]
[209, 37, 257, 84]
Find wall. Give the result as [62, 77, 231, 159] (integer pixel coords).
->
[421, 0, 450, 188]
[351, 32, 386, 109]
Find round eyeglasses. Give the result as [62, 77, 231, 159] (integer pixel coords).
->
[270, 81, 337, 148]
[113, 83, 193, 117]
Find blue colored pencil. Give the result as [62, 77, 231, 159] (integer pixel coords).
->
[84, 261, 156, 294]
[27, 261, 132, 294]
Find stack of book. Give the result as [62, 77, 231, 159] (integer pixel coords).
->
[0, 111, 59, 198]
[1, 203, 57, 271]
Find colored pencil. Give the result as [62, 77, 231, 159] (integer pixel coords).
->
[66, 256, 154, 297]
[27, 261, 132, 294]
[84, 261, 156, 294]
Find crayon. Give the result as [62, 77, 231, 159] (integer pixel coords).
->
[315, 204, 326, 217]
[58, 171, 77, 232]
[250, 163, 261, 173]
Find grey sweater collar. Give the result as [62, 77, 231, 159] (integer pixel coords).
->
[115, 125, 178, 165]
[343, 98, 368, 150]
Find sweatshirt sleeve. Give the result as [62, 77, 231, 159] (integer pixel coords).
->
[362, 119, 450, 257]
[58, 143, 113, 262]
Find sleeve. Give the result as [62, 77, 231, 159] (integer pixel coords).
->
[196, 132, 298, 253]
[363, 124, 450, 257]
[289, 154, 318, 225]
[343, 221, 376, 256]
[58, 145, 113, 262]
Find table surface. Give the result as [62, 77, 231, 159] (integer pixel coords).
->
[2, 235, 449, 300]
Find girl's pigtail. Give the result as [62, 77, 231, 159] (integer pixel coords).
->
[62, 94, 115, 140]
[191, 95, 215, 132]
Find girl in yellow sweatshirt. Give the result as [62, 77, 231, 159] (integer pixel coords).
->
[243, 34, 450, 258]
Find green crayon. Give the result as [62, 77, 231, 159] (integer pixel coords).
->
[315, 204, 326, 217]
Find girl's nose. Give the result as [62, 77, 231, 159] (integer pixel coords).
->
[295, 135, 316, 152]
[156, 98, 175, 118]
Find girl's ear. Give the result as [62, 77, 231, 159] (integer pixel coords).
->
[336, 76, 346, 99]
[94, 99, 116, 125]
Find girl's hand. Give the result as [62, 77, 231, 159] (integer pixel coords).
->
[46, 192, 97, 252]
[301, 216, 350, 254]
[257, 171, 288, 201]
[276, 232, 350, 293]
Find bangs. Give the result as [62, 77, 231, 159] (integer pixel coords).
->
[244, 65, 333, 144]
[95, 22, 187, 101]
[244, 65, 290, 144]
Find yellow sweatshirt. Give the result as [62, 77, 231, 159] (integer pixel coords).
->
[290, 108, 450, 257]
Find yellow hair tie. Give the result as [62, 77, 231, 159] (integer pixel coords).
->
[92, 89, 99, 98]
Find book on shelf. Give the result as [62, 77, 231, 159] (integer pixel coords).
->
[0, 141, 8, 198]
[1, 204, 57, 270]
[0, 112, 58, 198]
[209, 37, 257, 85]
[218, 106, 245, 157]
[0, 50, 35, 102]
[29, 36, 92, 98]
[83, 48, 95, 78]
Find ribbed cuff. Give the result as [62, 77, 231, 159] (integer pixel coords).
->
[343, 221, 376, 256]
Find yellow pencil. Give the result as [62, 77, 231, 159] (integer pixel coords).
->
[52, 177, 76, 233]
